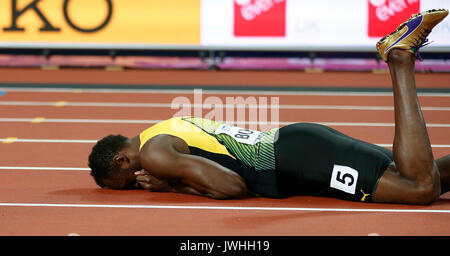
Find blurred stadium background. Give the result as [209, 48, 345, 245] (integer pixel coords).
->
[0, 0, 449, 237]
[0, 0, 449, 72]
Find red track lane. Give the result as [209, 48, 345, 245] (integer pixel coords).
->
[3, 170, 447, 210]
[0, 143, 90, 167]
[2, 91, 450, 107]
[2, 205, 449, 236]
[1, 68, 450, 88]
[0, 123, 449, 144]
[1, 203, 450, 236]
[0, 69, 449, 236]
[2, 144, 449, 167]
[0, 122, 145, 139]
[0, 170, 449, 236]
[0, 105, 449, 124]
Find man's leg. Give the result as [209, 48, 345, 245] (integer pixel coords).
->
[437, 155, 450, 193]
[372, 49, 440, 204]
[371, 9, 448, 204]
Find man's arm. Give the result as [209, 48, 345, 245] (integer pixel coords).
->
[135, 170, 205, 196]
[139, 134, 248, 199]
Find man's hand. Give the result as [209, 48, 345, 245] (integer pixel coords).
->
[140, 134, 248, 199]
[135, 170, 174, 192]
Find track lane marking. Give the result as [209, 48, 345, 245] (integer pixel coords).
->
[0, 139, 449, 148]
[31, 117, 45, 123]
[0, 118, 448, 127]
[0, 138, 97, 143]
[54, 101, 67, 107]
[0, 101, 449, 111]
[0, 202, 448, 213]
[0, 167, 90, 171]
[1, 137, 18, 144]
[1, 87, 449, 97]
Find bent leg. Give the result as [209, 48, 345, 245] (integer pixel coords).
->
[373, 49, 441, 205]
[437, 155, 450, 193]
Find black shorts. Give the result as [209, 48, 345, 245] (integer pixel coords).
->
[274, 123, 393, 202]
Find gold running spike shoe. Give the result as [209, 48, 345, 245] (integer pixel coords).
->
[376, 9, 448, 62]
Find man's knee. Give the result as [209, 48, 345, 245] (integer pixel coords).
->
[414, 172, 441, 205]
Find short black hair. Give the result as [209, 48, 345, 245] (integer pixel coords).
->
[88, 134, 128, 187]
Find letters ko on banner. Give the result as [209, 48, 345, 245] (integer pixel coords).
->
[234, 0, 286, 37]
[0, 0, 201, 45]
[368, 0, 420, 37]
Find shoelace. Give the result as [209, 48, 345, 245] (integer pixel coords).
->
[410, 29, 433, 60]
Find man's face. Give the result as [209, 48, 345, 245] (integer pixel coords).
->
[102, 168, 139, 190]
[103, 150, 142, 189]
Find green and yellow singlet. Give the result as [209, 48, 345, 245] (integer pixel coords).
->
[139, 117, 394, 202]
[139, 116, 284, 198]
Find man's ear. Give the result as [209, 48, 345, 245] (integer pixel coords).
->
[113, 153, 129, 166]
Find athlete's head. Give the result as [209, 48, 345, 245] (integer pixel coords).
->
[88, 134, 140, 189]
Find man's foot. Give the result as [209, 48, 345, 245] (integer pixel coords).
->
[376, 9, 448, 62]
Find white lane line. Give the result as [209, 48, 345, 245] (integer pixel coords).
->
[1, 87, 449, 97]
[1, 139, 449, 148]
[0, 167, 90, 171]
[0, 118, 153, 123]
[0, 138, 97, 143]
[0, 202, 448, 213]
[1, 101, 449, 111]
[375, 144, 450, 148]
[315, 122, 449, 127]
[0, 118, 449, 127]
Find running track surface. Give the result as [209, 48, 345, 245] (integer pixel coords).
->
[0, 68, 449, 236]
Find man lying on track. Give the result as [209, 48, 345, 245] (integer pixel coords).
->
[89, 9, 449, 205]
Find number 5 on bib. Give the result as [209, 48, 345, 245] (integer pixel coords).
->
[330, 165, 359, 194]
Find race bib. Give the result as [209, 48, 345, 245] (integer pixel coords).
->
[214, 124, 265, 145]
[330, 165, 359, 194]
